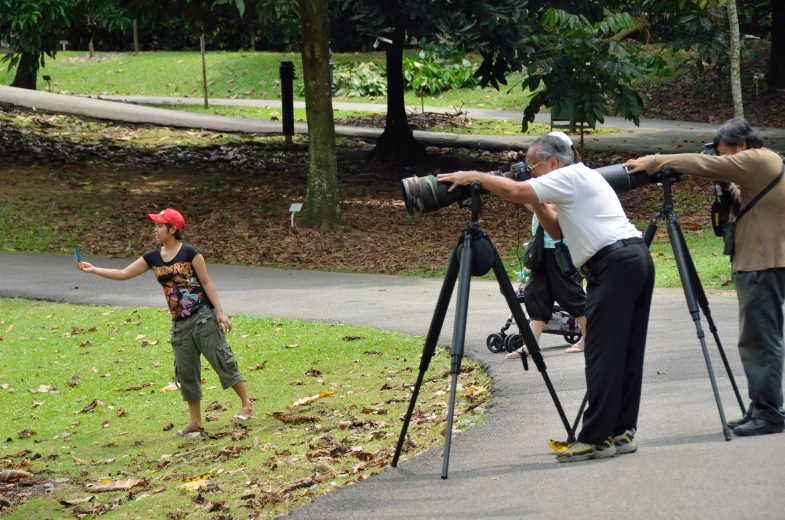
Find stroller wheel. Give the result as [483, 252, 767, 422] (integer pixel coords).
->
[564, 333, 581, 345]
[504, 333, 523, 353]
[486, 333, 505, 353]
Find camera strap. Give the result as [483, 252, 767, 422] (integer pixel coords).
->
[736, 161, 785, 223]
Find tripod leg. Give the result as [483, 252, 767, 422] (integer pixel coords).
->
[572, 392, 589, 435]
[642, 215, 660, 247]
[667, 218, 732, 441]
[392, 245, 460, 468]
[442, 234, 474, 479]
[675, 227, 747, 416]
[489, 245, 576, 443]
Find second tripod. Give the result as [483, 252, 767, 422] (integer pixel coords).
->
[391, 183, 576, 479]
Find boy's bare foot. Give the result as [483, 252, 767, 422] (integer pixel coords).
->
[176, 423, 204, 436]
[231, 405, 254, 422]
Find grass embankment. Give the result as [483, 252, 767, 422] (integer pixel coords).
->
[0, 298, 489, 518]
[0, 51, 533, 112]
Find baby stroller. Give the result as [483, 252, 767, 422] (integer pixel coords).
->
[486, 271, 583, 353]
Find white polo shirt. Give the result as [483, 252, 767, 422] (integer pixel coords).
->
[527, 162, 641, 268]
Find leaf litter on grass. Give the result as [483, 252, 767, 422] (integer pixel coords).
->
[0, 299, 490, 517]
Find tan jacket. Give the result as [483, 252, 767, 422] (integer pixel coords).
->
[644, 148, 785, 272]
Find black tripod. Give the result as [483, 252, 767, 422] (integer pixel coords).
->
[642, 170, 746, 440]
[572, 170, 746, 441]
[391, 183, 576, 479]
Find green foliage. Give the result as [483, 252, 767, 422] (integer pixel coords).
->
[0, 0, 74, 73]
[636, 0, 760, 93]
[623, 52, 673, 78]
[333, 61, 388, 97]
[402, 39, 479, 95]
[519, 8, 649, 132]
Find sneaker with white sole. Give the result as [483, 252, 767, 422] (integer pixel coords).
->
[555, 439, 617, 462]
[611, 429, 638, 454]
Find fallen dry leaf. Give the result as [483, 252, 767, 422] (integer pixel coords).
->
[0, 470, 33, 482]
[86, 479, 145, 492]
[291, 390, 333, 407]
[248, 361, 267, 371]
[59, 496, 95, 506]
[71, 399, 105, 414]
[159, 381, 179, 392]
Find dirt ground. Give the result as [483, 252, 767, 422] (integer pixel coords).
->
[0, 125, 712, 276]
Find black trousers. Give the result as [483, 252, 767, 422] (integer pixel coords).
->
[523, 248, 587, 322]
[578, 241, 655, 445]
[735, 268, 785, 424]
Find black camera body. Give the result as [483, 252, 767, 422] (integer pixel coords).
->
[703, 142, 737, 255]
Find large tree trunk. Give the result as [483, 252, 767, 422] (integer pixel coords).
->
[374, 19, 426, 164]
[133, 18, 140, 53]
[297, 0, 342, 234]
[11, 53, 38, 90]
[727, 0, 743, 117]
[768, 0, 785, 89]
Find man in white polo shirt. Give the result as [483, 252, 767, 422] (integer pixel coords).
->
[438, 134, 655, 462]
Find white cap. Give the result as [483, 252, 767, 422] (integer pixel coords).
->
[547, 131, 574, 149]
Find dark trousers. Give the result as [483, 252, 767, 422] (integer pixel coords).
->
[578, 242, 655, 445]
[735, 268, 785, 424]
[523, 248, 586, 321]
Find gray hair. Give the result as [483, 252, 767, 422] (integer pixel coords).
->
[713, 117, 764, 149]
[529, 135, 575, 165]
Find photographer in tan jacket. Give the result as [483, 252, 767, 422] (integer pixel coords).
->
[626, 118, 785, 436]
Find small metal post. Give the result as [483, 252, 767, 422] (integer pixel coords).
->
[279, 61, 295, 145]
[328, 42, 336, 97]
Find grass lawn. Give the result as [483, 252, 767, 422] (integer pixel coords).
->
[0, 51, 533, 111]
[0, 298, 489, 518]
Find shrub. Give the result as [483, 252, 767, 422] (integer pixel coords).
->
[403, 40, 480, 95]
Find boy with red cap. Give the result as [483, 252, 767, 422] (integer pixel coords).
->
[76, 208, 253, 435]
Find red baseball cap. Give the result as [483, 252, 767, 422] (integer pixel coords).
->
[146, 208, 186, 230]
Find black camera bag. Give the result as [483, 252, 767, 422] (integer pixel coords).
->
[523, 225, 545, 270]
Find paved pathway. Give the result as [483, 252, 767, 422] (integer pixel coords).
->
[1, 251, 784, 519]
[2, 85, 784, 153]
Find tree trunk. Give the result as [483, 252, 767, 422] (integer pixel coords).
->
[768, 0, 785, 89]
[374, 18, 426, 164]
[200, 27, 208, 109]
[10, 53, 38, 90]
[88, 37, 95, 58]
[297, 0, 342, 234]
[251, 30, 256, 52]
[727, 0, 744, 118]
[133, 18, 140, 53]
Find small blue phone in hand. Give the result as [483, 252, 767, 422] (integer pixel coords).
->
[74, 249, 81, 263]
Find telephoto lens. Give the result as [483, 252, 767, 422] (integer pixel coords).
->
[401, 170, 513, 217]
[595, 164, 659, 195]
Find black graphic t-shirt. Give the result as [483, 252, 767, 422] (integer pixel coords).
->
[142, 243, 212, 321]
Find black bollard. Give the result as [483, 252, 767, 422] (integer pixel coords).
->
[279, 61, 295, 145]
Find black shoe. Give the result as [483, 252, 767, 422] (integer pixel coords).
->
[727, 416, 751, 430]
[732, 418, 785, 436]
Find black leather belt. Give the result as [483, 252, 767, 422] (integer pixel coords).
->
[580, 237, 645, 275]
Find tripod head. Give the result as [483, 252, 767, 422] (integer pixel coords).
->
[456, 181, 485, 225]
[654, 167, 684, 210]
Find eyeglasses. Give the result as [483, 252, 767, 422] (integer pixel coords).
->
[525, 159, 546, 177]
